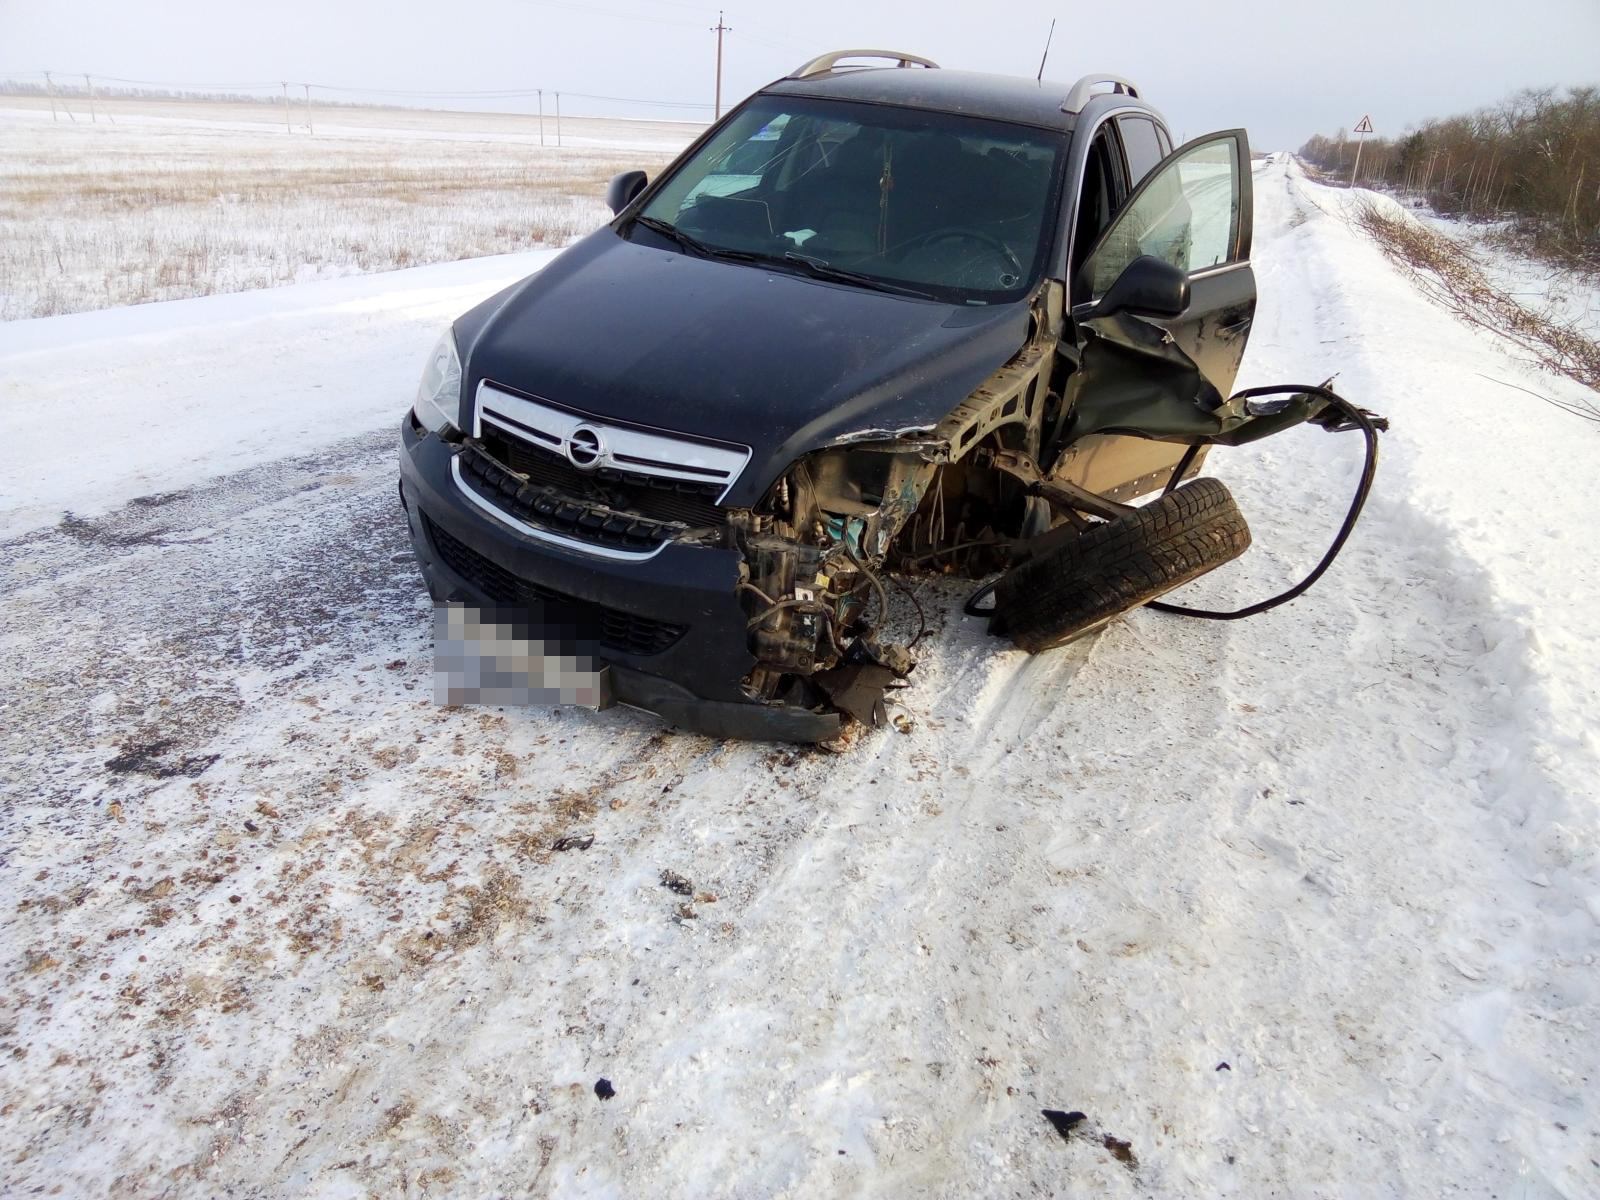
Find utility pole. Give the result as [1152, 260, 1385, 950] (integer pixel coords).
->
[44, 70, 71, 122]
[84, 73, 97, 123]
[555, 92, 562, 147]
[537, 89, 545, 147]
[281, 82, 292, 134]
[711, 10, 731, 119]
[303, 83, 313, 135]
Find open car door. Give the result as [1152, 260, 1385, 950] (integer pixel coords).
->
[1051, 129, 1257, 499]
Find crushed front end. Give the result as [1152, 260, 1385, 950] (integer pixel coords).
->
[399, 294, 1066, 741]
[399, 388, 845, 742]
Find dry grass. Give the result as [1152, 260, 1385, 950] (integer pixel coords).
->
[1353, 198, 1600, 419]
[0, 97, 692, 319]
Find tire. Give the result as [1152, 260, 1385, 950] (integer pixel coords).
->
[992, 478, 1251, 652]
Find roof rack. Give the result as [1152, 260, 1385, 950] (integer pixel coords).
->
[788, 49, 940, 80]
[1061, 73, 1140, 114]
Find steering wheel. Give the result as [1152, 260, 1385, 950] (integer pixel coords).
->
[893, 227, 1025, 282]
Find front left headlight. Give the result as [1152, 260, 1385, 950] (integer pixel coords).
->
[412, 329, 463, 435]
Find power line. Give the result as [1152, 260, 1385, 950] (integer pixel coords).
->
[89, 73, 285, 90]
[728, 16, 814, 51]
[736, 30, 809, 55]
[561, 89, 712, 109]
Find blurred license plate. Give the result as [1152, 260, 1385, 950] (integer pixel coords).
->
[432, 602, 612, 709]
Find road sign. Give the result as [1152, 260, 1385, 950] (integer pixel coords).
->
[1351, 115, 1375, 186]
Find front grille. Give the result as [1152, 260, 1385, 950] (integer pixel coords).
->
[483, 429, 727, 529]
[424, 515, 687, 656]
[458, 444, 690, 553]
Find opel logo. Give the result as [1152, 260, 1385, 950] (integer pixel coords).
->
[564, 424, 605, 470]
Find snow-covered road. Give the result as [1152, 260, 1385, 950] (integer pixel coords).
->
[2, 158, 1597, 1198]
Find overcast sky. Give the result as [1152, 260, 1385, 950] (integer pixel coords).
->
[3, 0, 1596, 148]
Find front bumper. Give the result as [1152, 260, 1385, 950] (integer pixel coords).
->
[398, 417, 841, 742]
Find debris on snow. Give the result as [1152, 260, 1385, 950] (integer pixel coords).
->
[1102, 1133, 1137, 1167]
[1041, 1109, 1137, 1170]
[1041, 1109, 1086, 1141]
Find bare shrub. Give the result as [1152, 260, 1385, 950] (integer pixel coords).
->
[1352, 198, 1600, 419]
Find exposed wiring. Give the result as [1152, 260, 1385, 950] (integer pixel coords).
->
[842, 544, 891, 628]
[890, 575, 930, 648]
[735, 581, 780, 608]
[745, 596, 827, 631]
[901, 537, 1009, 567]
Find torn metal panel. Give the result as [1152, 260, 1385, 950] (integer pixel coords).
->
[731, 279, 1209, 728]
[829, 423, 940, 446]
[1062, 310, 1332, 446]
[924, 283, 1065, 463]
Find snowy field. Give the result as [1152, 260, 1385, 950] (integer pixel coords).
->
[2, 155, 1599, 1197]
[0, 97, 695, 319]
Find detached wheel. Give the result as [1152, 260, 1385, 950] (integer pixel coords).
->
[991, 478, 1251, 652]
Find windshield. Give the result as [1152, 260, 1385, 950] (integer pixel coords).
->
[633, 95, 1066, 305]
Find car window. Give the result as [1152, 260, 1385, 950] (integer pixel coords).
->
[1155, 125, 1173, 156]
[1116, 116, 1163, 184]
[1083, 133, 1242, 297]
[684, 115, 790, 202]
[1070, 127, 1122, 283]
[636, 96, 1066, 305]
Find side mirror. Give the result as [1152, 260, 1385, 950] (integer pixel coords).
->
[605, 170, 648, 215]
[1088, 255, 1191, 321]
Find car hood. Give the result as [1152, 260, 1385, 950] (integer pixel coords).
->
[457, 227, 1031, 507]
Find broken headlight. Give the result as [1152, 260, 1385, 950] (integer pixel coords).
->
[412, 328, 463, 436]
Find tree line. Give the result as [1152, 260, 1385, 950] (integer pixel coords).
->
[0, 80, 381, 112]
[1299, 86, 1599, 269]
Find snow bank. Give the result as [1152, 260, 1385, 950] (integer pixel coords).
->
[0, 249, 558, 538]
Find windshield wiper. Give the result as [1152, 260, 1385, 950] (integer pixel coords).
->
[632, 217, 781, 270]
[778, 253, 939, 301]
[633, 221, 939, 299]
[632, 215, 721, 259]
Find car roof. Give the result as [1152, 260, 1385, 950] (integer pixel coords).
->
[762, 66, 1097, 133]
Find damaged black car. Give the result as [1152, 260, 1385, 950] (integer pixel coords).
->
[399, 50, 1379, 742]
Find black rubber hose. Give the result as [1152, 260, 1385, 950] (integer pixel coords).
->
[1147, 383, 1381, 621]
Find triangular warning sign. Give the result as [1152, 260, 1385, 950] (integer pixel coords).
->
[1353, 114, 1374, 133]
